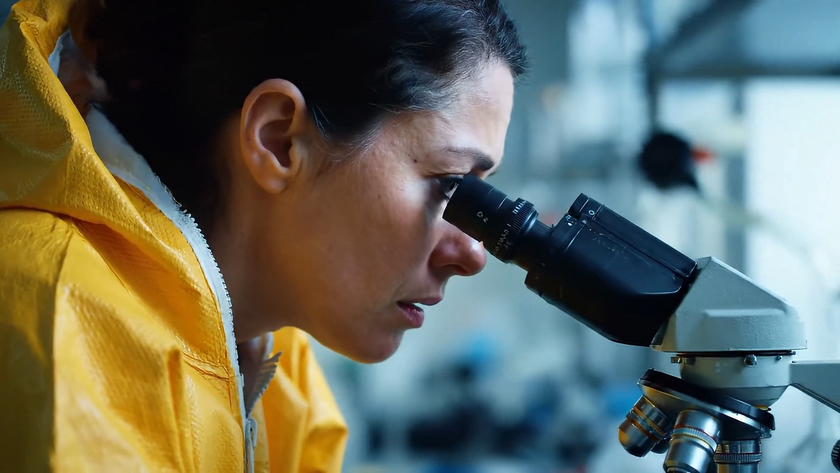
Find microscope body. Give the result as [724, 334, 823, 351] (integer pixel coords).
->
[442, 174, 840, 472]
[655, 255, 805, 411]
[623, 256, 840, 472]
[631, 256, 840, 472]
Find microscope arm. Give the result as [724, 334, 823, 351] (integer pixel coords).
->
[790, 361, 840, 414]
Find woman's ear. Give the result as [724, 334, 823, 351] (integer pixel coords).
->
[239, 79, 311, 194]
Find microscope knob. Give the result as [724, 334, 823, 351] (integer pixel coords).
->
[832, 439, 840, 471]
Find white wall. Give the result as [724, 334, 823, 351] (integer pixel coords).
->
[743, 79, 840, 472]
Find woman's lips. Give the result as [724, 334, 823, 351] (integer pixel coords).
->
[397, 302, 425, 328]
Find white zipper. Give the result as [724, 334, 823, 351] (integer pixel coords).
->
[84, 109, 252, 472]
[180, 210, 254, 473]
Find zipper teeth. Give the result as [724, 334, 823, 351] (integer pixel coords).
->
[171, 207, 251, 471]
[177, 209, 251, 472]
[184, 211, 232, 318]
[179, 209, 245, 412]
[247, 352, 282, 415]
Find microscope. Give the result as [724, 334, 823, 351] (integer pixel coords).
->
[443, 174, 840, 473]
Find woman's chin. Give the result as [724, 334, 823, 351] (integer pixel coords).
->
[341, 332, 404, 364]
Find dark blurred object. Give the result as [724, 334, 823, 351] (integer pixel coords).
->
[637, 131, 702, 191]
[407, 403, 489, 454]
[554, 420, 600, 467]
[407, 363, 491, 454]
[394, 358, 603, 470]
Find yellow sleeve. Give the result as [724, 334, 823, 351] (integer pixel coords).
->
[297, 336, 348, 473]
[0, 211, 73, 471]
[266, 328, 349, 473]
[48, 228, 191, 472]
[0, 211, 219, 472]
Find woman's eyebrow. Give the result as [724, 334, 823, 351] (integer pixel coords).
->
[442, 146, 498, 176]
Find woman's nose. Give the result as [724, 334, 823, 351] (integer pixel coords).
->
[429, 223, 487, 277]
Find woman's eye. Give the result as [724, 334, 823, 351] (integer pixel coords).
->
[437, 175, 463, 201]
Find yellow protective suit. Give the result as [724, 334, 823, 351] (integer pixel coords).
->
[0, 1, 348, 471]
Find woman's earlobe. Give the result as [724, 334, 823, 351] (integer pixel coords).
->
[239, 79, 310, 194]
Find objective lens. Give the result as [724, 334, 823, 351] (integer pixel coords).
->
[715, 439, 761, 473]
[664, 410, 721, 473]
[618, 396, 672, 457]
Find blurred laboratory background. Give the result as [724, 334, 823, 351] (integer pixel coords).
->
[306, 1, 840, 472]
[5, 0, 840, 471]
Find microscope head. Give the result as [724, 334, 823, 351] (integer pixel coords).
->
[443, 173, 698, 347]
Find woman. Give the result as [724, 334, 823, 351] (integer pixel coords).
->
[0, 0, 527, 471]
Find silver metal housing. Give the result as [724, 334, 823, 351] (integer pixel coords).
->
[652, 257, 807, 353]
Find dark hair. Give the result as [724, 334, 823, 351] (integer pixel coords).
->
[82, 0, 528, 230]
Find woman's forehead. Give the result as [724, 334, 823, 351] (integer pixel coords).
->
[445, 65, 515, 159]
[368, 64, 514, 168]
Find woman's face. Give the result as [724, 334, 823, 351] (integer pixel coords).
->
[227, 63, 515, 362]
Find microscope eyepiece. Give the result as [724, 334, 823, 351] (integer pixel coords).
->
[443, 174, 699, 347]
[443, 174, 539, 263]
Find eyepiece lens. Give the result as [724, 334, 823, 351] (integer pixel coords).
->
[443, 174, 506, 243]
[443, 174, 539, 262]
